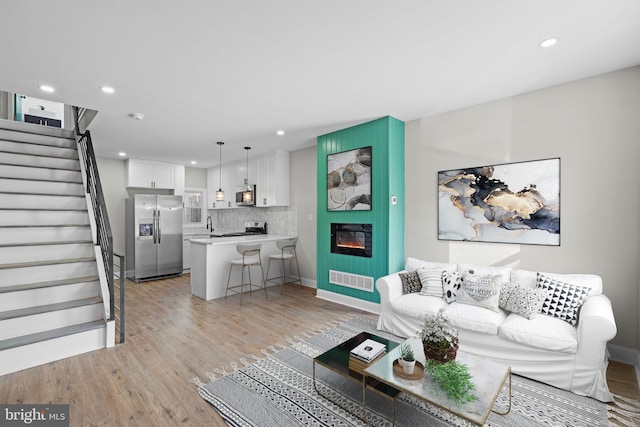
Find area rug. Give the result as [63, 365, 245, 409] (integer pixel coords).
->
[191, 316, 617, 426]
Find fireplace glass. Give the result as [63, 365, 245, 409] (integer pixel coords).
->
[331, 223, 372, 258]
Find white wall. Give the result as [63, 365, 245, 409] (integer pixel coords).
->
[405, 66, 640, 349]
[96, 157, 128, 255]
[290, 145, 317, 282]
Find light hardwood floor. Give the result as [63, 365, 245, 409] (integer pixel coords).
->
[0, 274, 637, 426]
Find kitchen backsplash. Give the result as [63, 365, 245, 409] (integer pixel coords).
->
[207, 206, 298, 236]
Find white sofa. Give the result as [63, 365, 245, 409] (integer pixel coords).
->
[376, 257, 617, 402]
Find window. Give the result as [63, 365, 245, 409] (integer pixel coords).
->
[183, 189, 205, 225]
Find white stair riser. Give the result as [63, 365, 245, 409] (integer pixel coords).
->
[0, 281, 101, 312]
[0, 243, 94, 265]
[0, 178, 84, 196]
[0, 262, 98, 287]
[0, 304, 103, 341]
[0, 140, 78, 159]
[0, 128, 75, 149]
[0, 210, 90, 227]
[0, 193, 87, 210]
[1, 152, 79, 170]
[0, 226, 92, 245]
[0, 326, 106, 376]
[0, 164, 82, 182]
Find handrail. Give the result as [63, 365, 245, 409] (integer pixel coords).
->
[72, 107, 116, 328]
[113, 252, 126, 343]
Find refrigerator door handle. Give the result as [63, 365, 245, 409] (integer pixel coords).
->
[153, 210, 157, 244]
[157, 209, 161, 244]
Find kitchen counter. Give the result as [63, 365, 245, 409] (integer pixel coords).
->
[190, 234, 295, 300]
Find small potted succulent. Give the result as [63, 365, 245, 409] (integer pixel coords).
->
[398, 342, 416, 374]
[419, 308, 459, 363]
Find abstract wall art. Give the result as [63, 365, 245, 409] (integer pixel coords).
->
[327, 146, 372, 211]
[438, 158, 560, 246]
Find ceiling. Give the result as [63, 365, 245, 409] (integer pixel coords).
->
[3, 1, 640, 168]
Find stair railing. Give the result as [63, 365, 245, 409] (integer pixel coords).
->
[72, 107, 117, 331]
[113, 252, 126, 343]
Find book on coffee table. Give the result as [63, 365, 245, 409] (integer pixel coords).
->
[350, 339, 386, 362]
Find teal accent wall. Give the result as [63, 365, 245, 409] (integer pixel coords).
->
[317, 116, 405, 303]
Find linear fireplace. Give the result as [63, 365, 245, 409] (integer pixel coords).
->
[331, 223, 372, 258]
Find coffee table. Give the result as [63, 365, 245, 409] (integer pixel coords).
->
[312, 332, 401, 420]
[363, 337, 511, 426]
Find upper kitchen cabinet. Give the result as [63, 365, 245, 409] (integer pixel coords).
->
[255, 151, 289, 207]
[127, 159, 185, 195]
[206, 163, 237, 209]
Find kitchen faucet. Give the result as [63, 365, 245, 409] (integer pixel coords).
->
[206, 216, 213, 232]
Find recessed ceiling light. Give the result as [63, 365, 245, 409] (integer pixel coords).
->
[277, 130, 285, 136]
[539, 37, 558, 48]
[190, 161, 197, 165]
[39, 85, 55, 93]
[118, 152, 127, 157]
[100, 86, 115, 94]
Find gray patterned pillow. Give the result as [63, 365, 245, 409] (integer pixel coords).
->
[442, 271, 462, 303]
[399, 271, 422, 294]
[457, 272, 502, 312]
[537, 273, 590, 325]
[500, 283, 548, 320]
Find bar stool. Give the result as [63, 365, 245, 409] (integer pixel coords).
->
[265, 237, 302, 293]
[225, 243, 267, 305]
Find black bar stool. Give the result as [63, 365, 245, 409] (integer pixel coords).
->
[225, 243, 267, 305]
[265, 237, 302, 293]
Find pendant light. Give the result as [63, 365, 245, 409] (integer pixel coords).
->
[242, 146, 253, 203]
[215, 141, 225, 201]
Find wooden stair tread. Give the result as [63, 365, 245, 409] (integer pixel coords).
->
[0, 297, 103, 321]
[0, 239, 93, 248]
[0, 275, 100, 293]
[0, 320, 104, 351]
[0, 256, 96, 270]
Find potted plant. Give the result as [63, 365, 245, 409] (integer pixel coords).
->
[419, 308, 459, 363]
[398, 342, 416, 374]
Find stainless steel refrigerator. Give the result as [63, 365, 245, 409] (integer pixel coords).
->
[126, 194, 183, 281]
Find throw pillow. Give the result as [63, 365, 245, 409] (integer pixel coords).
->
[500, 284, 548, 320]
[417, 267, 444, 297]
[537, 273, 590, 326]
[399, 271, 422, 294]
[499, 281, 516, 308]
[456, 273, 502, 312]
[442, 271, 462, 303]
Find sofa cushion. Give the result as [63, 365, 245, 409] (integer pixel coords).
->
[399, 271, 422, 294]
[456, 272, 503, 313]
[390, 293, 448, 320]
[458, 263, 511, 283]
[537, 273, 590, 326]
[444, 302, 507, 335]
[499, 313, 578, 353]
[442, 271, 462, 303]
[512, 269, 602, 295]
[417, 267, 444, 297]
[499, 283, 548, 320]
[405, 257, 456, 274]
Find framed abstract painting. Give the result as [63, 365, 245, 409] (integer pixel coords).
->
[327, 146, 372, 211]
[438, 158, 560, 245]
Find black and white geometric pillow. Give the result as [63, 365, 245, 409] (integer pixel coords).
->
[399, 271, 422, 294]
[442, 271, 462, 303]
[537, 273, 590, 325]
[500, 284, 548, 320]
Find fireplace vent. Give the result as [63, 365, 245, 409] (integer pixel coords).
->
[329, 270, 374, 293]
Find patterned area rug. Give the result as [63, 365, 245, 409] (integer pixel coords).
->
[192, 316, 612, 426]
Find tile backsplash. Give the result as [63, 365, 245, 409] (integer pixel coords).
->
[207, 206, 298, 236]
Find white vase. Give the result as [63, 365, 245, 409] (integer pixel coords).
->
[399, 358, 416, 375]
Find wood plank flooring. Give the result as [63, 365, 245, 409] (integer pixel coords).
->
[0, 274, 637, 426]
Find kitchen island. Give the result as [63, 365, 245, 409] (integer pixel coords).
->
[190, 234, 296, 300]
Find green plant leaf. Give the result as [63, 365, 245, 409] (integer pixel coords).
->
[425, 359, 478, 405]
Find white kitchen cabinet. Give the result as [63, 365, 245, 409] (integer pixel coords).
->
[127, 159, 178, 189]
[206, 163, 236, 209]
[255, 151, 289, 207]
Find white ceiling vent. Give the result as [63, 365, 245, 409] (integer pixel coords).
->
[329, 270, 374, 293]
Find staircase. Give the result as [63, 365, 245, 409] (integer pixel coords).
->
[0, 120, 110, 376]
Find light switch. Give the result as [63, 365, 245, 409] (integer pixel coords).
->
[391, 196, 397, 205]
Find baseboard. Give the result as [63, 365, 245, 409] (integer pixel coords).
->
[607, 344, 640, 390]
[300, 276, 317, 289]
[315, 289, 380, 315]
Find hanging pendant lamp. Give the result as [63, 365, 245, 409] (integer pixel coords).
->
[242, 146, 253, 203]
[215, 141, 225, 201]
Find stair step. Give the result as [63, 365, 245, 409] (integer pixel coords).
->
[0, 277, 100, 312]
[0, 209, 89, 227]
[0, 275, 100, 294]
[0, 139, 78, 160]
[0, 164, 82, 182]
[0, 242, 94, 266]
[0, 225, 92, 246]
[0, 256, 95, 270]
[0, 152, 80, 170]
[0, 123, 75, 148]
[0, 178, 84, 196]
[0, 260, 98, 287]
[0, 193, 87, 210]
[0, 296, 102, 321]
[0, 320, 104, 352]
